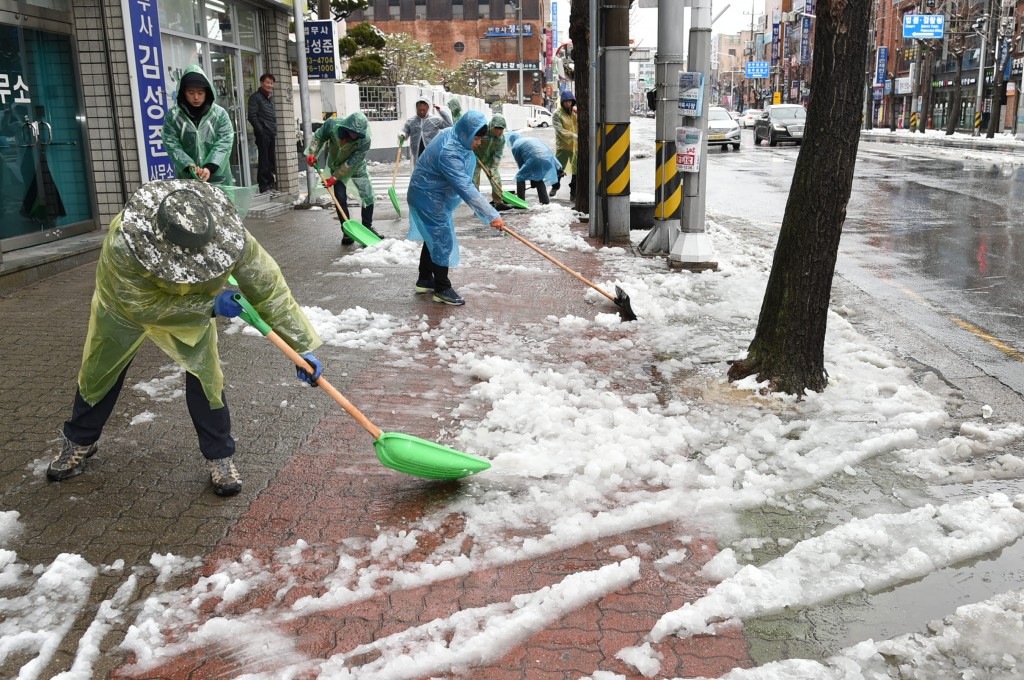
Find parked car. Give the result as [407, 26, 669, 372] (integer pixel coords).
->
[528, 108, 553, 128]
[739, 108, 762, 128]
[753, 104, 806, 146]
[707, 106, 741, 151]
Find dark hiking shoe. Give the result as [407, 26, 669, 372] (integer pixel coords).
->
[433, 288, 465, 306]
[47, 433, 98, 481]
[550, 182, 560, 196]
[492, 201, 513, 212]
[342, 234, 355, 245]
[208, 457, 242, 496]
[415, 277, 435, 293]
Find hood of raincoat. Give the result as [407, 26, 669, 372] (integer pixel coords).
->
[561, 90, 576, 103]
[177, 65, 217, 117]
[415, 96, 431, 114]
[121, 179, 245, 284]
[453, 110, 488, 151]
[338, 111, 369, 139]
[447, 96, 462, 117]
[507, 131, 521, 147]
[489, 114, 507, 131]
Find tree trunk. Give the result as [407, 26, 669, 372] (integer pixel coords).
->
[945, 56, 964, 135]
[917, 48, 933, 132]
[569, 0, 589, 215]
[727, 0, 871, 395]
[986, 50, 1006, 138]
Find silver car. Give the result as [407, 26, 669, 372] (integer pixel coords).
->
[707, 106, 741, 151]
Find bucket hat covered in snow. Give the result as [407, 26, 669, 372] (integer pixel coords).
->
[120, 179, 245, 284]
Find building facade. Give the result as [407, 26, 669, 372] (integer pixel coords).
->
[347, 0, 553, 105]
[1, 0, 296, 260]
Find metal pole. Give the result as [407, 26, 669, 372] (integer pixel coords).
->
[974, 27, 987, 136]
[295, 2, 317, 199]
[639, 0, 685, 255]
[518, 1, 524, 106]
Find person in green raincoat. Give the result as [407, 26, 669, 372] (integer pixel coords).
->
[551, 90, 578, 200]
[472, 114, 510, 211]
[162, 65, 235, 187]
[305, 112, 379, 246]
[47, 179, 323, 497]
[447, 96, 463, 123]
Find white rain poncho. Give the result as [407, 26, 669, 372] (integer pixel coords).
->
[402, 97, 453, 163]
[78, 216, 321, 408]
[406, 110, 499, 268]
[508, 132, 562, 186]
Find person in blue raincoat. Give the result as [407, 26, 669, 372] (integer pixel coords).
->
[406, 110, 505, 306]
[507, 131, 562, 205]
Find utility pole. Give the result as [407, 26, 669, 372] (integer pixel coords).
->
[863, 0, 877, 130]
[297, 2, 317, 198]
[518, 0, 525, 105]
[973, 13, 988, 136]
[986, 0, 1013, 137]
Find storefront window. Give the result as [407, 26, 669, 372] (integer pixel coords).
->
[159, 0, 200, 35]
[24, 0, 71, 10]
[205, 0, 233, 43]
[236, 6, 258, 49]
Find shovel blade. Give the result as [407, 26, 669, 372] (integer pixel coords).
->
[388, 186, 402, 217]
[503, 191, 529, 210]
[614, 285, 638, 321]
[373, 432, 491, 480]
[343, 219, 383, 247]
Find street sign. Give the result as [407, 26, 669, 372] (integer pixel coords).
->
[677, 72, 704, 117]
[305, 21, 336, 80]
[875, 47, 888, 85]
[745, 61, 770, 78]
[902, 14, 945, 39]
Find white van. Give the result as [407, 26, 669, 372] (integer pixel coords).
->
[527, 107, 553, 128]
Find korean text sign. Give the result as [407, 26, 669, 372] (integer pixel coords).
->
[127, 0, 174, 181]
[305, 21, 337, 80]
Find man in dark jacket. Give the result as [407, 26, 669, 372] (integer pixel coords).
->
[247, 73, 277, 193]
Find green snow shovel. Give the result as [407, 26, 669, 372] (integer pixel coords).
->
[476, 159, 528, 210]
[499, 225, 637, 321]
[231, 292, 491, 480]
[388, 141, 403, 217]
[310, 160, 383, 247]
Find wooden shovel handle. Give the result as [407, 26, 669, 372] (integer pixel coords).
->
[391, 144, 402, 186]
[264, 329, 383, 440]
[501, 226, 618, 303]
[311, 162, 350, 221]
[475, 159, 503, 195]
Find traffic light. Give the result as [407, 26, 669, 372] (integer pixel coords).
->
[646, 89, 656, 110]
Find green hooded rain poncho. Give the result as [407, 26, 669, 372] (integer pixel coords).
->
[162, 65, 235, 187]
[472, 114, 506, 200]
[78, 215, 321, 409]
[305, 112, 374, 207]
[447, 96, 463, 123]
[552, 91, 578, 175]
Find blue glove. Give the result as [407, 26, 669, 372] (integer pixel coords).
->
[296, 353, 322, 386]
[213, 290, 243, 318]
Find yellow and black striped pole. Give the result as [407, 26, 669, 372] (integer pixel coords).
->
[598, 123, 631, 196]
[909, 112, 919, 129]
[655, 140, 681, 220]
[975, 111, 982, 130]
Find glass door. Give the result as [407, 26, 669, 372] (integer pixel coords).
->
[0, 18, 92, 247]
[209, 45, 248, 185]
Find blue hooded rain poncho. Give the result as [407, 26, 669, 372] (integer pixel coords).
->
[407, 110, 499, 268]
[507, 132, 562, 186]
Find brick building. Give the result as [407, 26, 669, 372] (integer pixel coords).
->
[348, 0, 554, 105]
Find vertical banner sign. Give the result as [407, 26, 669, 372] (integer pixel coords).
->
[876, 47, 888, 85]
[800, 0, 813, 66]
[552, 3, 558, 58]
[771, 22, 780, 66]
[126, 0, 174, 181]
[305, 21, 336, 80]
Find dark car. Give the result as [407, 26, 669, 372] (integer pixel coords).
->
[753, 104, 806, 146]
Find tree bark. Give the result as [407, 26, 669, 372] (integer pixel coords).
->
[569, 0, 589, 215]
[727, 0, 871, 395]
[945, 56, 964, 135]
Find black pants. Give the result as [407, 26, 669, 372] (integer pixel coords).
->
[254, 133, 276, 192]
[63, 364, 235, 460]
[419, 243, 451, 292]
[333, 182, 374, 228]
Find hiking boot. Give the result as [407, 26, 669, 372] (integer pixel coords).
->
[367, 226, 383, 239]
[550, 182, 560, 197]
[492, 201, 513, 212]
[47, 433, 98, 481]
[433, 288, 465, 306]
[342, 234, 355, 245]
[415, 276, 434, 293]
[208, 457, 242, 496]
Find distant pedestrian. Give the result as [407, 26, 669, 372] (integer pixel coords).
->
[247, 73, 278, 194]
[507, 132, 561, 205]
[407, 110, 504, 306]
[47, 179, 323, 496]
[552, 90, 578, 201]
[447, 96, 463, 123]
[305, 112, 380, 246]
[162, 65, 235, 187]
[400, 97, 453, 168]
[472, 114, 510, 211]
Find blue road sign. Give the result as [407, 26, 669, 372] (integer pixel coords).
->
[745, 61, 770, 78]
[903, 14, 945, 39]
